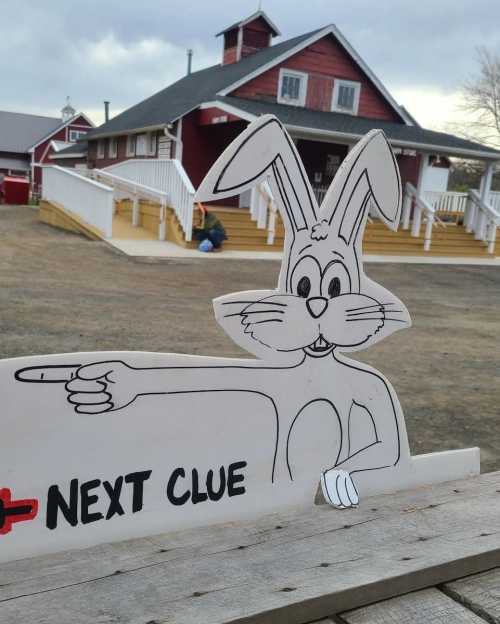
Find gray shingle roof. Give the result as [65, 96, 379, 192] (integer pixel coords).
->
[0, 111, 61, 153]
[51, 141, 88, 157]
[0, 155, 30, 171]
[218, 96, 500, 158]
[85, 27, 324, 139]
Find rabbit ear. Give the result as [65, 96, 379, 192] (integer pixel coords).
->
[195, 114, 318, 233]
[320, 130, 401, 248]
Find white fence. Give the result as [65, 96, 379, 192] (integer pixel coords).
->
[465, 190, 500, 254]
[42, 166, 114, 238]
[424, 190, 500, 215]
[103, 159, 195, 241]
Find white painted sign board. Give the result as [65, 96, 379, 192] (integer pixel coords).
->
[0, 115, 478, 563]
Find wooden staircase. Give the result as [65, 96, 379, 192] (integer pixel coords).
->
[209, 208, 493, 257]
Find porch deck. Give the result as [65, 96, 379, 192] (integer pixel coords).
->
[3, 471, 500, 623]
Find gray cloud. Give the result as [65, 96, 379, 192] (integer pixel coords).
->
[1, 0, 499, 125]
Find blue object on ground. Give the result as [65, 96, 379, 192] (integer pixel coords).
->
[199, 238, 214, 252]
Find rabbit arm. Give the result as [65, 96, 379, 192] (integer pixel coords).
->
[334, 378, 402, 475]
[131, 361, 291, 397]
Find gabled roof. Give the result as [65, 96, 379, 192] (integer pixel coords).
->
[0, 111, 61, 153]
[50, 141, 88, 159]
[85, 27, 325, 139]
[214, 96, 500, 159]
[28, 112, 94, 152]
[216, 11, 281, 37]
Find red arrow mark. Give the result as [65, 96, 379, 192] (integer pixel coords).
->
[0, 488, 38, 535]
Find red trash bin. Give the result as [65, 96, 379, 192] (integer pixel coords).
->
[0, 177, 30, 205]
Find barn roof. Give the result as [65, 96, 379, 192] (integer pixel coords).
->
[215, 96, 500, 159]
[51, 141, 88, 159]
[86, 25, 410, 140]
[0, 111, 61, 153]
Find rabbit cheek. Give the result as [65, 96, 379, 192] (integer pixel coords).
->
[322, 294, 384, 348]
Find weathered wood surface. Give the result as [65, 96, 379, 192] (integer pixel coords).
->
[1, 472, 500, 624]
[443, 568, 500, 623]
[341, 587, 486, 623]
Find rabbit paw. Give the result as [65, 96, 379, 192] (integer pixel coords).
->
[320, 469, 359, 509]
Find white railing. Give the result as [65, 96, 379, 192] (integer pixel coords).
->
[424, 190, 500, 216]
[465, 189, 500, 254]
[249, 182, 278, 244]
[103, 159, 195, 241]
[424, 191, 468, 215]
[42, 166, 113, 238]
[402, 182, 437, 251]
[91, 169, 171, 241]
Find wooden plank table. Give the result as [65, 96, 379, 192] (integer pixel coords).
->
[2, 472, 500, 624]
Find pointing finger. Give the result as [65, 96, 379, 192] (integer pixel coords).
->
[15, 365, 81, 383]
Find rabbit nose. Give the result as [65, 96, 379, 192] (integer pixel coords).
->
[306, 297, 328, 319]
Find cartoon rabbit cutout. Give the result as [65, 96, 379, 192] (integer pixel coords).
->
[15, 115, 412, 509]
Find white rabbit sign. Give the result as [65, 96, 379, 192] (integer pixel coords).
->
[0, 115, 478, 563]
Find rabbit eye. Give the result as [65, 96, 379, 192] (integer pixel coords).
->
[328, 277, 341, 298]
[297, 276, 311, 298]
[321, 260, 351, 298]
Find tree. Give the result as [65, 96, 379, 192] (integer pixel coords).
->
[461, 47, 500, 148]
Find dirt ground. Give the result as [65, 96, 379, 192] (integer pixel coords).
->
[1, 205, 499, 471]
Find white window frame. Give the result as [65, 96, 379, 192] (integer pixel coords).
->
[97, 139, 105, 159]
[148, 132, 157, 156]
[126, 134, 136, 157]
[69, 129, 87, 142]
[331, 79, 361, 115]
[277, 68, 308, 107]
[108, 137, 118, 158]
[135, 133, 148, 156]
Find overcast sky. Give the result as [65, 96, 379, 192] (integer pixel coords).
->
[1, 0, 499, 132]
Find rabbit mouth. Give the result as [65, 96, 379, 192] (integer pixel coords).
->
[304, 335, 335, 357]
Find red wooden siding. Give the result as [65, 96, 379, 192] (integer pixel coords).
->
[181, 111, 246, 202]
[241, 17, 272, 58]
[231, 34, 402, 122]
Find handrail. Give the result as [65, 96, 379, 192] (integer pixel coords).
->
[102, 159, 195, 241]
[42, 165, 114, 238]
[250, 182, 278, 244]
[466, 189, 500, 253]
[404, 182, 436, 251]
[92, 169, 169, 204]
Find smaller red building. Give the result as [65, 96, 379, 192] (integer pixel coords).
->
[0, 98, 94, 196]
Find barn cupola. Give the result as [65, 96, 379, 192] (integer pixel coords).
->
[216, 10, 280, 65]
[61, 96, 76, 122]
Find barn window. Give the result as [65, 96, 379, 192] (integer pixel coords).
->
[69, 129, 87, 142]
[97, 140, 105, 159]
[148, 133, 157, 156]
[277, 69, 308, 106]
[332, 80, 361, 115]
[108, 137, 118, 158]
[126, 135, 136, 157]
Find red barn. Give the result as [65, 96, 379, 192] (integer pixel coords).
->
[77, 9, 499, 225]
[0, 99, 94, 196]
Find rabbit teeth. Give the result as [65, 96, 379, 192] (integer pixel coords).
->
[310, 335, 332, 352]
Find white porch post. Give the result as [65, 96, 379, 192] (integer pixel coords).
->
[411, 153, 429, 237]
[475, 161, 494, 240]
[159, 199, 166, 241]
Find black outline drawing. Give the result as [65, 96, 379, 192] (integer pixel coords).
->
[14, 115, 413, 509]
